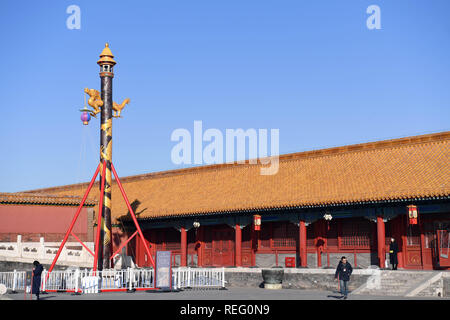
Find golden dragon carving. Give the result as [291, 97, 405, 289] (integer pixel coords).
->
[84, 88, 103, 117]
[113, 98, 130, 118]
[84, 88, 130, 118]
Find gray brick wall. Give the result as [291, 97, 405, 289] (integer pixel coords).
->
[224, 269, 370, 291]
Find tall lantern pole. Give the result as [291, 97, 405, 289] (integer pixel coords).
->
[83, 43, 130, 271]
[97, 43, 115, 270]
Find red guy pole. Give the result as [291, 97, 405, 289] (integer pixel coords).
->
[111, 163, 155, 268]
[110, 230, 138, 261]
[46, 163, 101, 279]
[93, 161, 107, 273]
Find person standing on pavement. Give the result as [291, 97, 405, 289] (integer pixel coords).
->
[389, 238, 399, 270]
[334, 256, 353, 299]
[32, 260, 43, 300]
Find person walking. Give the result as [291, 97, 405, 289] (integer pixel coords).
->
[389, 238, 399, 270]
[32, 260, 43, 300]
[334, 256, 353, 299]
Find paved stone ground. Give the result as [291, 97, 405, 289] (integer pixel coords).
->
[2, 287, 448, 300]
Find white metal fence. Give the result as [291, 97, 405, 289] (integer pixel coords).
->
[0, 267, 225, 294]
[0, 270, 26, 292]
[172, 267, 226, 289]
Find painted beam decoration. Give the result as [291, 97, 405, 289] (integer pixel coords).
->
[82, 43, 130, 270]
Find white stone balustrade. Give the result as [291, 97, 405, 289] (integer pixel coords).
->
[0, 235, 94, 267]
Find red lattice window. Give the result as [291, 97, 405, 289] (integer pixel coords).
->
[326, 221, 338, 248]
[259, 224, 271, 249]
[406, 225, 420, 246]
[340, 220, 373, 249]
[150, 228, 181, 251]
[272, 222, 297, 248]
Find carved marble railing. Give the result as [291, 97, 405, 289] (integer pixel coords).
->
[0, 235, 94, 267]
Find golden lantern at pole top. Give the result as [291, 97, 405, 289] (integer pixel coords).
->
[97, 42, 116, 74]
[83, 43, 131, 121]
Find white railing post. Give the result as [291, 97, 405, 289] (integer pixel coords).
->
[12, 270, 17, 292]
[42, 269, 47, 292]
[173, 269, 177, 290]
[188, 267, 191, 287]
[222, 267, 225, 288]
[128, 268, 132, 291]
[74, 269, 80, 293]
[16, 235, 22, 258]
[39, 237, 45, 259]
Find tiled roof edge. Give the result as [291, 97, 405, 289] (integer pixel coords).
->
[0, 192, 97, 207]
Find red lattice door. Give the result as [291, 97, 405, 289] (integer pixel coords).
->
[212, 228, 234, 266]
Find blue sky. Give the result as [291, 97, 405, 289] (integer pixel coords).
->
[0, 0, 449, 192]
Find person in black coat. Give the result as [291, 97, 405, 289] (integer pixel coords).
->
[32, 261, 43, 300]
[389, 238, 399, 270]
[334, 256, 353, 299]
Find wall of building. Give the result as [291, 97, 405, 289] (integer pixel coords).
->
[133, 203, 450, 270]
[0, 204, 92, 242]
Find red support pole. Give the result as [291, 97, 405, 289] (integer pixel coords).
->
[180, 227, 187, 267]
[93, 161, 107, 273]
[46, 163, 101, 279]
[70, 231, 95, 257]
[111, 163, 155, 268]
[377, 216, 386, 268]
[110, 230, 138, 260]
[235, 224, 242, 267]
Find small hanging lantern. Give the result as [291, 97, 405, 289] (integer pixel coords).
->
[253, 214, 261, 231]
[79, 94, 91, 125]
[407, 205, 418, 225]
[80, 110, 91, 125]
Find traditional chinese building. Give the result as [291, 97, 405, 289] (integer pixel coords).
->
[23, 131, 450, 270]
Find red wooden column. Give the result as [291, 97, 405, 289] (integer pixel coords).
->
[377, 216, 386, 268]
[235, 224, 242, 267]
[299, 221, 307, 267]
[180, 227, 187, 267]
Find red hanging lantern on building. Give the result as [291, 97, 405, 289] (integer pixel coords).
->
[407, 205, 418, 225]
[253, 214, 261, 231]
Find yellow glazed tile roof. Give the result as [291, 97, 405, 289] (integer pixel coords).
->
[24, 132, 450, 222]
